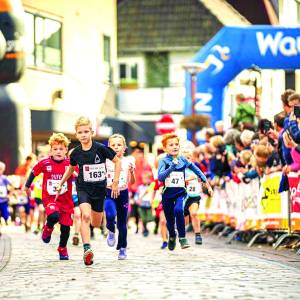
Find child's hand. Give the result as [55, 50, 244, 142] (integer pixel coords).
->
[129, 162, 135, 172]
[111, 180, 120, 199]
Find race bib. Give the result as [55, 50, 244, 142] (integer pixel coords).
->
[83, 163, 106, 182]
[106, 166, 127, 189]
[165, 172, 185, 188]
[187, 179, 201, 197]
[47, 180, 68, 195]
[0, 186, 7, 197]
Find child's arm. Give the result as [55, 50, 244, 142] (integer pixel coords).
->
[188, 161, 213, 196]
[57, 165, 75, 196]
[128, 162, 136, 185]
[111, 155, 121, 198]
[157, 159, 176, 182]
[24, 171, 36, 198]
[187, 161, 207, 182]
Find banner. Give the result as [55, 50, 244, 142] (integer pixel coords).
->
[287, 172, 300, 232]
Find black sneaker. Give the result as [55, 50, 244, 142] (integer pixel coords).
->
[179, 237, 190, 249]
[168, 236, 176, 251]
[195, 234, 203, 245]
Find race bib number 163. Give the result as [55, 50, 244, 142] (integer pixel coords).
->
[83, 164, 106, 182]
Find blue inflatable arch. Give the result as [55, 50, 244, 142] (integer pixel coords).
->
[184, 26, 300, 128]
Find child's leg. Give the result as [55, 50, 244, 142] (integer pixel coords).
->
[46, 211, 59, 227]
[91, 211, 103, 228]
[162, 198, 176, 238]
[59, 224, 70, 248]
[79, 203, 92, 245]
[116, 192, 128, 250]
[174, 195, 185, 238]
[37, 203, 45, 229]
[73, 206, 81, 235]
[104, 197, 117, 233]
[159, 210, 168, 242]
[0, 202, 9, 225]
[189, 203, 200, 233]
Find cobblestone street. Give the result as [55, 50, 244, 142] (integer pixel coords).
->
[1, 226, 300, 300]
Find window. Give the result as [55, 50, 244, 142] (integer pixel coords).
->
[103, 35, 111, 82]
[25, 12, 62, 71]
[145, 52, 169, 88]
[119, 63, 138, 80]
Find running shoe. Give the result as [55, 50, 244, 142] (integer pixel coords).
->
[33, 228, 40, 235]
[168, 236, 176, 251]
[57, 246, 69, 260]
[195, 234, 203, 245]
[143, 229, 149, 237]
[42, 224, 54, 243]
[161, 241, 168, 249]
[179, 237, 191, 249]
[72, 235, 80, 246]
[83, 248, 94, 266]
[107, 230, 116, 247]
[118, 248, 127, 260]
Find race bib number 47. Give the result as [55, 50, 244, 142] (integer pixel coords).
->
[165, 172, 185, 188]
[83, 164, 106, 182]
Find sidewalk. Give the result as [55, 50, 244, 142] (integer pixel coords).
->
[0, 233, 11, 271]
[1, 225, 300, 299]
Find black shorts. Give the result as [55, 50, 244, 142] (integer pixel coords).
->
[77, 189, 106, 213]
[184, 196, 200, 217]
[35, 198, 42, 205]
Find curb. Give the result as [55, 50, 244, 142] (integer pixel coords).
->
[0, 234, 12, 271]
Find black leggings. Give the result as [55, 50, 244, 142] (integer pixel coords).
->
[59, 225, 70, 248]
[46, 212, 70, 248]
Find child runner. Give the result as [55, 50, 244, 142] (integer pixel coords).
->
[181, 148, 203, 245]
[0, 161, 11, 234]
[25, 133, 74, 260]
[105, 134, 136, 259]
[71, 178, 81, 245]
[135, 171, 154, 237]
[57, 116, 121, 266]
[158, 133, 213, 250]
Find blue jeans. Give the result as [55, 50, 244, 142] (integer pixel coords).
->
[104, 189, 129, 250]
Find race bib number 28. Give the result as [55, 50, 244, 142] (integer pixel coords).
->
[83, 164, 106, 182]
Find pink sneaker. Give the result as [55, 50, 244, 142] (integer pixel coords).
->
[42, 224, 53, 243]
[57, 247, 69, 260]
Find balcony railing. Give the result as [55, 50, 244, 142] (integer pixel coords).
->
[117, 85, 185, 114]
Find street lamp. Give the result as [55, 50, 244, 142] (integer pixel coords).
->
[182, 62, 206, 144]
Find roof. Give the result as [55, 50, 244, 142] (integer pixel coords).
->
[117, 0, 224, 54]
[200, 0, 250, 26]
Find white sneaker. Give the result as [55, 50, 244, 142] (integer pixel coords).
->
[118, 248, 127, 260]
[107, 230, 116, 247]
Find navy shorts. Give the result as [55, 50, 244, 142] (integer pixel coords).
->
[0, 201, 9, 221]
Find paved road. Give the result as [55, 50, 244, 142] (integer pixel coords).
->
[1, 226, 300, 300]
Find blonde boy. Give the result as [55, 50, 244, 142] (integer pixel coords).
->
[57, 117, 121, 265]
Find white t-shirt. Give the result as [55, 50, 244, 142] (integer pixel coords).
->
[106, 157, 134, 190]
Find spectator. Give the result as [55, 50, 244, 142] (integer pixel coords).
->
[214, 120, 225, 136]
[281, 89, 295, 114]
[231, 93, 256, 129]
[288, 93, 300, 143]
